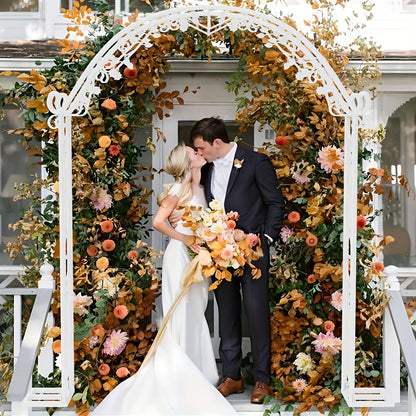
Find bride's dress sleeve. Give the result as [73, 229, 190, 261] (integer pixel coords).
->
[168, 182, 182, 197]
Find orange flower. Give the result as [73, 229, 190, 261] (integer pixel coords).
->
[98, 363, 110, 375]
[323, 320, 335, 332]
[275, 135, 287, 146]
[87, 244, 98, 257]
[372, 261, 385, 275]
[52, 339, 61, 354]
[108, 144, 121, 156]
[114, 304, 128, 320]
[116, 367, 130, 378]
[306, 234, 318, 247]
[123, 65, 138, 79]
[98, 135, 111, 148]
[101, 98, 117, 111]
[102, 239, 116, 252]
[226, 220, 236, 229]
[127, 250, 139, 261]
[96, 257, 109, 271]
[357, 215, 367, 229]
[92, 324, 105, 337]
[100, 220, 114, 233]
[288, 211, 300, 223]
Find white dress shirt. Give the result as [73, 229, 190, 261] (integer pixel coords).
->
[211, 142, 237, 205]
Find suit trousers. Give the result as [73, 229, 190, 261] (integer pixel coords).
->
[214, 237, 271, 385]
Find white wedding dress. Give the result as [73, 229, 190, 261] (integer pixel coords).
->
[92, 183, 237, 415]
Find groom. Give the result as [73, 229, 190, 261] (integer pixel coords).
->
[190, 117, 285, 404]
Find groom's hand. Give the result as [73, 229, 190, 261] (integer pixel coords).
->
[168, 209, 182, 229]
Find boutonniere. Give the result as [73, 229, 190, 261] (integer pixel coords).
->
[234, 158, 244, 169]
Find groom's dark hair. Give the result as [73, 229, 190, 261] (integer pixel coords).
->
[190, 117, 230, 145]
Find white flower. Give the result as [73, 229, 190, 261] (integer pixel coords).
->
[293, 352, 316, 374]
[73, 292, 93, 316]
[209, 199, 223, 211]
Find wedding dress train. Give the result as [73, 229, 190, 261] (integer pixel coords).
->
[92, 184, 237, 415]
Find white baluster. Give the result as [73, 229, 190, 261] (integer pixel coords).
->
[37, 262, 55, 377]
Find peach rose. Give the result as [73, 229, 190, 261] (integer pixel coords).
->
[96, 257, 109, 271]
[306, 234, 318, 247]
[288, 211, 301, 223]
[100, 220, 114, 233]
[127, 250, 139, 261]
[98, 135, 111, 148]
[323, 320, 335, 332]
[87, 244, 98, 257]
[372, 261, 384, 275]
[98, 363, 110, 376]
[199, 248, 212, 266]
[102, 239, 116, 252]
[101, 98, 117, 111]
[198, 227, 216, 242]
[123, 65, 138, 79]
[114, 304, 128, 320]
[116, 367, 130, 378]
[52, 339, 61, 354]
[220, 244, 234, 261]
[226, 220, 236, 229]
[233, 229, 246, 242]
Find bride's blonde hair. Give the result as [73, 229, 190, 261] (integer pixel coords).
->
[157, 143, 193, 206]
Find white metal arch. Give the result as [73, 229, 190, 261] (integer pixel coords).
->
[45, 4, 398, 409]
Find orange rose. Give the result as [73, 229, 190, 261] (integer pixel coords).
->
[357, 215, 367, 229]
[323, 320, 335, 332]
[114, 304, 128, 320]
[288, 211, 300, 223]
[127, 250, 139, 261]
[307, 274, 316, 283]
[98, 135, 111, 148]
[123, 65, 138, 79]
[87, 245, 98, 257]
[52, 339, 61, 354]
[306, 234, 318, 247]
[92, 324, 105, 337]
[101, 98, 117, 111]
[96, 257, 109, 271]
[100, 220, 114, 233]
[275, 136, 287, 146]
[102, 239, 116, 252]
[226, 220, 236, 229]
[116, 367, 130, 378]
[98, 363, 110, 376]
[108, 144, 121, 156]
[372, 261, 384, 275]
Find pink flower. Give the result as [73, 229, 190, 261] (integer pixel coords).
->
[233, 229, 246, 242]
[247, 233, 258, 248]
[323, 320, 335, 332]
[317, 145, 344, 174]
[103, 330, 129, 356]
[330, 290, 342, 311]
[357, 215, 367, 229]
[292, 378, 307, 393]
[91, 188, 113, 211]
[288, 211, 300, 223]
[220, 244, 234, 261]
[311, 331, 342, 355]
[109, 144, 121, 156]
[116, 367, 130, 378]
[98, 363, 110, 375]
[280, 225, 294, 244]
[307, 274, 316, 284]
[226, 220, 236, 229]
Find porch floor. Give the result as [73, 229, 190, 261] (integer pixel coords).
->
[0, 391, 410, 415]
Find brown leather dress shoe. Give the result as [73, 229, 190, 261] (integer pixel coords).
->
[217, 377, 244, 397]
[251, 380, 271, 404]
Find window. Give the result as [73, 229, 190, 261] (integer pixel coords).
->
[0, 105, 41, 265]
[0, 0, 39, 12]
[382, 97, 416, 267]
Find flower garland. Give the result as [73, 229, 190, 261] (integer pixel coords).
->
[0, 0, 398, 414]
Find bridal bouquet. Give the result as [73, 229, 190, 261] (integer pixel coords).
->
[181, 200, 263, 290]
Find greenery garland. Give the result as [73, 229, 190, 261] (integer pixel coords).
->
[0, 0, 398, 414]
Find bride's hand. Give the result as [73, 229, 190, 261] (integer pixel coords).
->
[189, 242, 200, 254]
[168, 209, 183, 229]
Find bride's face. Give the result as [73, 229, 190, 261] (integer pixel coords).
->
[186, 146, 206, 169]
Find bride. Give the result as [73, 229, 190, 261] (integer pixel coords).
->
[91, 144, 237, 415]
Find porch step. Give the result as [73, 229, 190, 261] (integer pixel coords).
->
[0, 391, 411, 415]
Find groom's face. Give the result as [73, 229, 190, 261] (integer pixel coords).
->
[193, 136, 219, 163]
